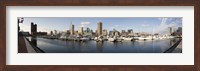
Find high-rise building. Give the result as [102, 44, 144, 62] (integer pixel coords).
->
[78, 27, 84, 35]
[127, 29, 133, 34]
[177, 27, 182, 33]
[85, 27, 90, 33]
[50, 31, 53, 36]
[31, 22, 37, 36]
[97, 22, 102, 36]
[70, 22, 74, 35]
[84, 27, 93, 36]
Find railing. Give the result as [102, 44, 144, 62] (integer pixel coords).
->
[163, 39, 182, 53]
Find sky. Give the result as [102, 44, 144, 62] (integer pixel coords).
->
[19, 17, 182, 34]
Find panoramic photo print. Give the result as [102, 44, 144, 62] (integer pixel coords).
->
[18, 17, 182, 53]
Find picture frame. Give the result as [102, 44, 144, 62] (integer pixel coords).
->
[0, 0, 199, 71]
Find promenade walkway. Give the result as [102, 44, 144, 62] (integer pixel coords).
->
[18, 36, 27, 53]
[18, 36, 37, 53]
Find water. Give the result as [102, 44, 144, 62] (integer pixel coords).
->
[27, 37, 181, 53]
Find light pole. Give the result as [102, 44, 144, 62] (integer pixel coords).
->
[18, 18, 24, 33]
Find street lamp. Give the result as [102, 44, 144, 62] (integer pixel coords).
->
[18, 18, 24, 32]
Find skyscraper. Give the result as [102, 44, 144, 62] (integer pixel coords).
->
[177, 27, 182, 33]
[70, 22, 74, 35]
[97, 22, 102, 36]
[50, 31, 53, 36]
[31, 22, 37, 36]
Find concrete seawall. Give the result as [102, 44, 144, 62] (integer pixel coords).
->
[164, 39, 182, 53]
[24, 37, 37, 53]
[18, 36, 44, 53]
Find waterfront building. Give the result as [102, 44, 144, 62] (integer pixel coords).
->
[31, 22, 37, 36]
[37, 32, 47, 36]
[75, 31, 78, 35]
[85, 28, 90, 33]
[97, 22, 102, 36]
[95, 30, 98, 36]
[121, 30, 126, 33]
[177, 27, 182, 33]
[50, 31, 53, 36]
[78, 27, 84, 35]
[21, 32, 30, 36]
[109, 31, 114, 36]
[84, 27, 93, 36]
[121, 30, 128, 36]
[102, 29, 108, 36]
[127, 29, 133, 34]
[66, 30, 71, 35]
[70, 22, 74, 35]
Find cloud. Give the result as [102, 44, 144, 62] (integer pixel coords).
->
[81, 22, 90, 25]
[141, 24, 149, 27]
[155, 18, 182, 34]
[80, 22, 90, 27]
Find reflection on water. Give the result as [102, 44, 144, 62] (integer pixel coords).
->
[26, 37, 181, 53]
[31, 36, 37, 46]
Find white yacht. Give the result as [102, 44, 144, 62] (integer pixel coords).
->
[122, 37, 134, 41]
[108, 36, 116, 42]
[81, 37, 90, 41]
[108, 38, 116, 42]
[116, 37, 123, 42]
[96, 36, 104, 42]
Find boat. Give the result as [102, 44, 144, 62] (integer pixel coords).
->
[108, 38, 116, 42]
[134, 36, 140, 40]
[138, 36, 152, 41]
[59, 35, 67, 40]
[122, 37, 134, 41]
[81, 37, 90, 41]
[108, 36, 117, 42]
[116, 37, 123, 42]
[74, 35, 81, 41]
[96, 36, 104, 42]
[59, 33, 68, 40]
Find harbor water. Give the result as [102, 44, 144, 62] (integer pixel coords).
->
[27, 37, 181, 53]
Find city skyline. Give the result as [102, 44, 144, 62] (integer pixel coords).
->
[19, 17, 182, 34]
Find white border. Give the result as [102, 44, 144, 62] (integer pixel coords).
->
[6, 6, 194, 65]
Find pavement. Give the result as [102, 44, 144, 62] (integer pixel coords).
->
[172, 41, 182, 53]
[18, 36, 28, 53]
